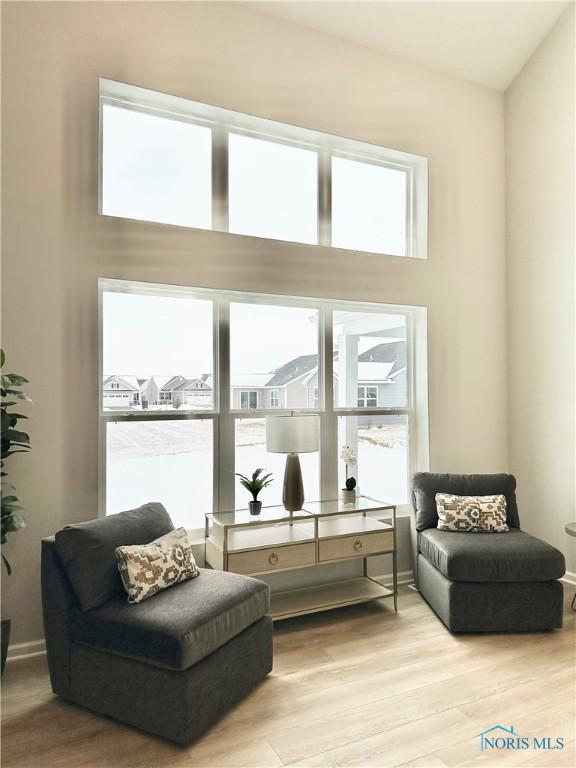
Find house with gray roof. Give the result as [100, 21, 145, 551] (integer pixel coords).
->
[115, 340, 406, 412]
[102, 375, 142, 409]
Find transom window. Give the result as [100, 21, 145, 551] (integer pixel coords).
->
[101, 280, 429, 533]
[99, 79, 428, 258]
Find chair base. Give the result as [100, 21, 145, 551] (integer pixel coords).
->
[67, 615, 273, 745]
[418, 555, 564, 633]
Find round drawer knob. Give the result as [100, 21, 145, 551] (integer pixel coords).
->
[353, 539, 363, 551]
[268, 552, 279, 565]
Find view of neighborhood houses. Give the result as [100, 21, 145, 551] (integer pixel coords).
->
[102, 332, 406, 411]
[103, 301, 407, 412]
[103, 293, 409, 527]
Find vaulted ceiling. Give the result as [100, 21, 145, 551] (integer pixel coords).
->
[245, 1, 570, 90]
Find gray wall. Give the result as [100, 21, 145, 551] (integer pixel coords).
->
[1, 1, 508, 646]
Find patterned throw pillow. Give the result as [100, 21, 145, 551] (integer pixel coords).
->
[435, 494, 509, 533]
[116, 527, 199, 604]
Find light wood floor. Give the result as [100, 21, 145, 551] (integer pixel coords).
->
[2, 585, 575, 768]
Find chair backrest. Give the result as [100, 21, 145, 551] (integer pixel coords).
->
[53, 502, 173, 611]
[411, 473, 520, 532]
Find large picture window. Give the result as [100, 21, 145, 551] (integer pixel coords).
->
[100, 280, 428, 531]
[100, 79, 428, 258]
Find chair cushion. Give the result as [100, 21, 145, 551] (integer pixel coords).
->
[419, 528, 565, 583]
[412, 473, 520, 531]
[55, 503, 174, 611]
[71, 568, 270, 671]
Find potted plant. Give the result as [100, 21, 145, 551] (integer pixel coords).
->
[340, 445, 358, 503]
[1, 349, 31, 675]
[235, 468, 273, 515]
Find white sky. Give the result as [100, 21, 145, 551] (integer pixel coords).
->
[230, 303, 318, 375]
[103, 293, 319, 378]
[103, 293, 213, 377]
[103, 292, 406, 379]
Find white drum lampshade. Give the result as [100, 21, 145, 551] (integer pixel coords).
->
[266, 415, 320, 454]
[266, 415, 319, 513]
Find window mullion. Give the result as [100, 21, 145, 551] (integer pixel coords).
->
[318, 150, 331, 247]
[320, 307, 336, 499]
[217, 298, 235, 511]
[212, 125, 228, 232]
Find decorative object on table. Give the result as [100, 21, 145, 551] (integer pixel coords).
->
[235, 467, 273, 515]
[266, 414, 319, 513]
[340, 445, 357, 502]
[0, 349, 32, 676]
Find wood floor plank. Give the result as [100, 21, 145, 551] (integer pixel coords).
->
[287, 707, 481, 767]
[518, 740, 575, 767]
[398, 757, 450, 768]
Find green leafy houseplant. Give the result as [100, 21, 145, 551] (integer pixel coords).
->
[235, 468, 273, 514]
[1, 349, 31, 575]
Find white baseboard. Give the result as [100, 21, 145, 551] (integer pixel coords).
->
[562, 570, 576, 586]
[6, 639, 46, 663]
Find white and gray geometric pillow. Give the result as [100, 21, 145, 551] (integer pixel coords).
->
[435, 494, 509, 533]
[116, 527, 199, 604]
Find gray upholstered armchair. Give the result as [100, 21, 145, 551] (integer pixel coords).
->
[42, 503, 273, 744]
[411, 473, 565, 633]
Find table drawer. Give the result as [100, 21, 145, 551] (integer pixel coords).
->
[227, 542, 316, 575]
[319, 531, 394, 562]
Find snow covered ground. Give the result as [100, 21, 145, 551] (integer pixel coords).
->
[106, 420, 407, 529]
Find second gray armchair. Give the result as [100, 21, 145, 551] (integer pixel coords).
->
[411, 473, 565, 633]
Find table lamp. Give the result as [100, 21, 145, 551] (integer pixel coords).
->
[266, 414, 319, 513]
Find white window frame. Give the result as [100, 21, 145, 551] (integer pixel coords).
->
[99, 278, 429, 534]
[269, 389, 280, 408]
[99, 79, 428, 259]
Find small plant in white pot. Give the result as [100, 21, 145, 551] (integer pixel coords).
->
[340, 446, 358, 502]
[235, 468, 273, 515]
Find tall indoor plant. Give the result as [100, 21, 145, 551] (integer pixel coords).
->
[1, 349, 31, 674]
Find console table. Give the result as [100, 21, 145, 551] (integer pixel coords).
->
[205, 496, 397, 620]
